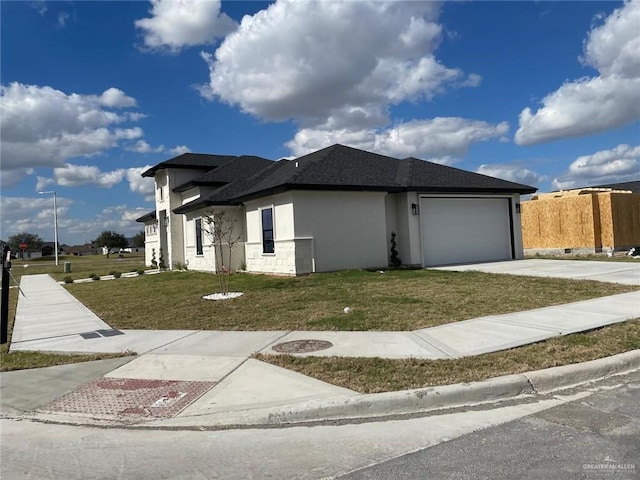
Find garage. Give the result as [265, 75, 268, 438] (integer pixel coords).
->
[421, 197, 513, 266]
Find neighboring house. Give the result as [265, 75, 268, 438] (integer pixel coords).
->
[138, 145, 537, 275]
[522, 180, 640, 253]
[66, 244, 101, 256]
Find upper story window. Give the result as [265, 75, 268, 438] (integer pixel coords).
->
[261, 207, 274, 254]
[146, 221, 158, 236]
[195, 218, 204, 255]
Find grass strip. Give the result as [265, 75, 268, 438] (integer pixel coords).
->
[256, 320, 640, 393]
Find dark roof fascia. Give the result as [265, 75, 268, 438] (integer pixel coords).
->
[231, 183, 399, 203]
[173, 197, 240, 215]
[141, 153, 237, 178]
[232, 183, 536, 203]
[135, 211, 156, 223]
[403, 185, 538, 195]
[142, 163, 218, 178]
[172, 180, 226, 193]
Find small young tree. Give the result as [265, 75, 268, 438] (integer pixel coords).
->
[202, 209, 243, 295]
[389, 231, 402, 267]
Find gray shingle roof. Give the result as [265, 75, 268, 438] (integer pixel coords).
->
[232, 144, 537, 200]
[141, 153, 238, 178]
[172, 156, 273, 192]
[135, 211, 156, 223]
[173, 161, 286, 214]
[172, 144, 537, 214]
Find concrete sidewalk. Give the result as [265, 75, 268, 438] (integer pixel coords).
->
[433, 258, 640, 285]
[3, 267, 639, 428]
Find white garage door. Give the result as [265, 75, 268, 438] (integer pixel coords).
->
[421, 197, 513, 266]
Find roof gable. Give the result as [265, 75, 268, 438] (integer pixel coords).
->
[141, 153, 238, 178]
[173, 156, 273, 192]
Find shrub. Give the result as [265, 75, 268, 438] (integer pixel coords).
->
[63, 276, 74, 284]
[137, 269, 145, 276]
[150, 248, 157, 269]
[389, 231, 402, 267]
[158, 248, 166, 269]
[113, 271, 122, 278]
[91, 273, 101, 281]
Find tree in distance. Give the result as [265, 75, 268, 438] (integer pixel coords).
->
[132, 230, 145, 248]
[7, 232, 44, 252]
[94, 230, 127, 258]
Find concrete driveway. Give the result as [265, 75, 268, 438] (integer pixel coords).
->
[431, 259, 640, 285]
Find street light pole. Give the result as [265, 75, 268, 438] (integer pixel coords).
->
[38, 190, 59, 266]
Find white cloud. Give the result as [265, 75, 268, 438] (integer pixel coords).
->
[0, 195, 149, 245]
[287, 118, 510, 160]
[0, 83, 144, 182]
[168, 145, 190, 155]
[126, 140, 164, 154]
[99, 88, 137, 108]
[33, 164, 155, 200]
[135, 0, 236, 51]
[476, 164, 547, 187]
[125, 140, 191, 156]
[202, 1, 474, 124]
[1, 168, 34, 189]
[57, 11, 70, 28]
[35, 176, 54, 191]
[52, 164, 126, 188]
[552, 144, 640, 190]
[0, 195, 73, 242]
[126, 166, 155, 201]
[200, 0, 488, 158]
[516, 0, 640, 145]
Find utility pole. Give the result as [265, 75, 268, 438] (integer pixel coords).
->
[1, 246, 10, 345]
[39, 190, 59, 266]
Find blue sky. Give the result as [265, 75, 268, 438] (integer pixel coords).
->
[1, 0, 639, 246]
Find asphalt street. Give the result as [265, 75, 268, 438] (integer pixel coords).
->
[1, 370, 638, 480]
[339, 370, 640, 480]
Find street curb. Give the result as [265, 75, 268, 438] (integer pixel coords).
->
[250, 350, 640, 426]
[6, 350, 637, 430]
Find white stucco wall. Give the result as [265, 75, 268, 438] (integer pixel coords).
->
[183, 207, 246, 273]
[292, 190, 388, 272]
[152, 168, 211, 270]
[244, 192, 298, 275]
[143, 218, 159, 267]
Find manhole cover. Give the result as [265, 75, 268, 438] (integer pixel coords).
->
[272, 339, 333, 353]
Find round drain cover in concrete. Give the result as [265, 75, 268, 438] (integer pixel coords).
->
[272, 339, 333, 353]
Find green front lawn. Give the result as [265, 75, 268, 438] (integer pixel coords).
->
[65, 269, 636, 331]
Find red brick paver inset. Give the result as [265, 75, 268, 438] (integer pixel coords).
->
[41, 378, 216, 419]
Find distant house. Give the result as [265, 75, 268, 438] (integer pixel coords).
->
[522, 180, 640, 253]
[66, 244, 101, 256]
[138, 145, 536, 275]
